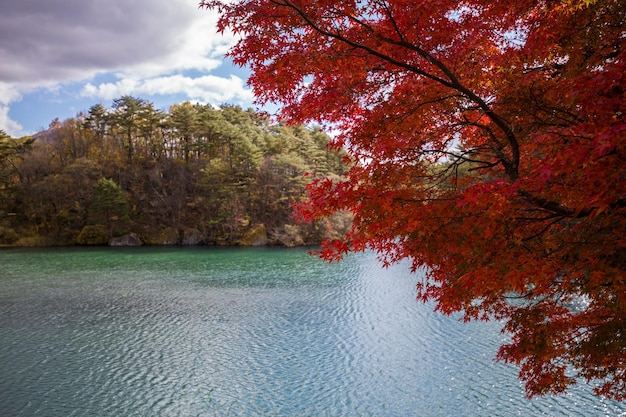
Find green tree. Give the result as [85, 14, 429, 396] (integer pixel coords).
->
[110, 96, 146, 163]
[137, 101, 164, 160]
[168, 102, 199, 162]
[90, 178, 130, 237]
[25, 158, 103, 242]
[0, 131, 32, 181]
[0, 131, 35, 213]
[84, 104, 109, 141]
[5, 100, 348, 247]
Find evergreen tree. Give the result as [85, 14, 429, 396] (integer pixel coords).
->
[90, 178, 130, 237]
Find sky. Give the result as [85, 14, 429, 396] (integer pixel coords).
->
[0, 0, 256, 137]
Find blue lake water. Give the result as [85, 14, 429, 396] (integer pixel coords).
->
[0, 247, 624, 416]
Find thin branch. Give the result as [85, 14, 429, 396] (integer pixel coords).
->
[271, 0, 520, 178]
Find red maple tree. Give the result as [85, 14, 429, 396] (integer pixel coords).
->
[202, 0, 626, 399]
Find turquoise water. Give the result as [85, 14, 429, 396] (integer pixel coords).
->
[0, 247, 624, 416]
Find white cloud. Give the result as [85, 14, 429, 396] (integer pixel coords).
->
[0, 83, 22, 106]
[0, 0, 250, 134]
[0, 0, 229, 84]
[81, 74, 254, 104]
[0, 83, 25, 136]
[0, 106, 24, 137]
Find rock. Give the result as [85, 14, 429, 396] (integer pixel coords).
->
[109, 233, 143, 247]
[239, 224, 268, 246]
[156, 227, 180, 245]
[181, 228, 204, 246]
[271, 224, 305, 247]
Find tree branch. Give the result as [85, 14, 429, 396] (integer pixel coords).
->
[271, 0, 520, 179]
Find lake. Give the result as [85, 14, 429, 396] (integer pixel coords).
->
[0, 247, 624, 416]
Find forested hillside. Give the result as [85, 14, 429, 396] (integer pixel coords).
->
[0, 97, 350, 246]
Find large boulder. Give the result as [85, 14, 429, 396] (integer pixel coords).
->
[239, 224, 268, 246]
[271, 224, 305, 247]
[109, 233, 143, 247]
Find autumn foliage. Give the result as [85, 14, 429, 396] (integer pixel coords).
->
[202, 0, 626, 399]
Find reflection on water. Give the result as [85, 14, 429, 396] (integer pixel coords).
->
[0, 247, 624, 417]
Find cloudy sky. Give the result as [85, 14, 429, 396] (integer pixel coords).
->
[0, 0, 256, 136]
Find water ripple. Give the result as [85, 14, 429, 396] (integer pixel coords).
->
[1, 248, 625, 416]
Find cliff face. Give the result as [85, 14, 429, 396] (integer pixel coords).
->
[0, 103, 350, 247]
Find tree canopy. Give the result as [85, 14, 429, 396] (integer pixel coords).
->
[0, 102, 348, 247]
[202, 0, 626, 399]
